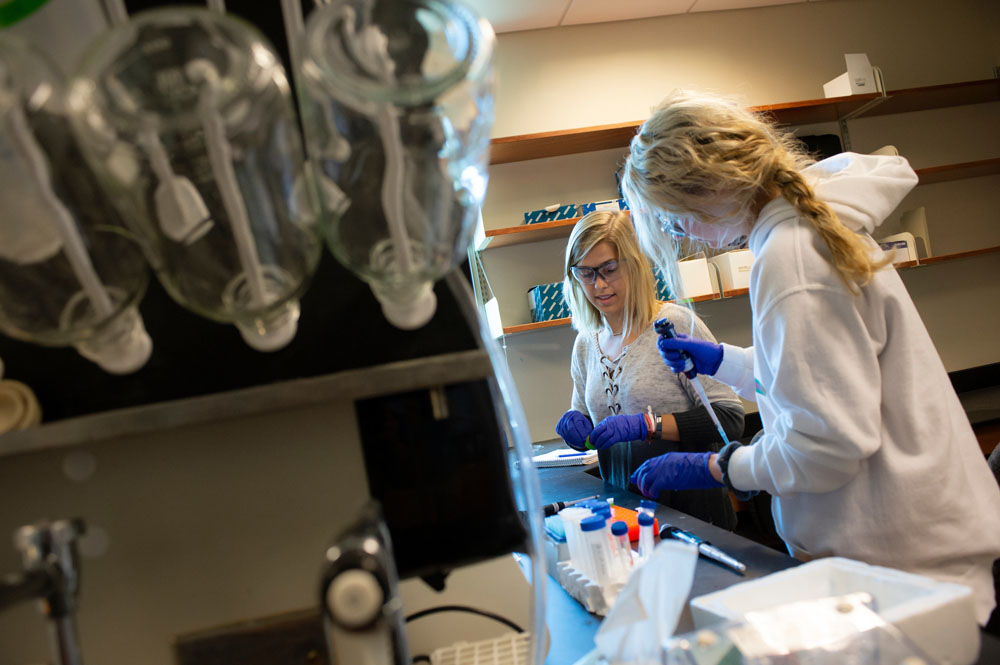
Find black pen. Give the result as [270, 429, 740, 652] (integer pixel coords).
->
[660, 525, 747, 575]
[543, 494, 600, 517]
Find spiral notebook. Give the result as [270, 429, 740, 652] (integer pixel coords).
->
[532, 448, 599, 467]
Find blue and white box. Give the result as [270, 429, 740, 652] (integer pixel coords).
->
[527, 282, 571, 322]
[877, 232, 917, 262]
[579, 198, 629, 215]
[523, 204, 578, 225]
[653, 268, 673, 301]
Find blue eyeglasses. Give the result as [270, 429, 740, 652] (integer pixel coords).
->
[571, 259, 622, 285]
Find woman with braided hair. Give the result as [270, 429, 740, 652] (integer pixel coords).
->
[620, 90, 1000, 623]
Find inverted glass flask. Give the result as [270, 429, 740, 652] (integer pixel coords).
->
[299, 0, 496, 329]
[70, 8, 321, 351]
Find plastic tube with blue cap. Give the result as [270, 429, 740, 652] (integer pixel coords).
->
[638, 499, 657, 519]
[637, 512, 656, 563]
[610, 520, 633, 582]
[580, 515, 612, 587]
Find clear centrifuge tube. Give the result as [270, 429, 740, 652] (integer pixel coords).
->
[610, 520, 633, 582]
[558, 507, 593, 578]
[580, 515, 612, 587]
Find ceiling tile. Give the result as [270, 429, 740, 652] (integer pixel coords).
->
[690, 0, 804, 12]
[463, 0, 815, 34]
[461, 0, 570, 34]
[561, 0, 693, 27]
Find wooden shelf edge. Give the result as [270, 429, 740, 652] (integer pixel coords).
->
[501, 293, 723, 336]
[907, 245, 1000, 266]
[503, 318, 573, 335]
[915, 158, 1000, 185]
[480, 216, 581, 250]
[481, 210, 633, 251]
[862, 78, 1000, 118]
[685, 293, 723, 304]
[489, 79, 998, 165]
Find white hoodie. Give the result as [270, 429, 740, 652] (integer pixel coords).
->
[713, 153, 1000, 623]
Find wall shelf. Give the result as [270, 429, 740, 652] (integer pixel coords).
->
[489, 79, 1000, 165]
[857, 79, 1000, 118]
[479, 157, 1000, 252]
[907, 245, 1000, 266]
[503, 318, 573, 336]
[502, 293, 722, 336]
[497, 249, 999, 337]
[478, 216, 583, 251]
[914, 158, 1000, 185]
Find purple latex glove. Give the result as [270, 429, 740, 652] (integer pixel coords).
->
[657, 332, 724, 376]
[590, 414, 648, 450]
[629, 452, 723, 497]
[556, 410, 593, 451]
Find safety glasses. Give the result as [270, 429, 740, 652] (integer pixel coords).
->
[571, 259, 622, 286]
[657, 213, 688, 238]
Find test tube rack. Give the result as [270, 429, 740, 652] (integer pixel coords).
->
[555, 561, 622, 616]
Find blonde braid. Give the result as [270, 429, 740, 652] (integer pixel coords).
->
[774, 164, 891, 291]
[624, 90, 892, 295]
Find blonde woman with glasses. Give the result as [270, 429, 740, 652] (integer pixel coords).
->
[555, 210, 744, 528]
[620, 89, 1000, 624]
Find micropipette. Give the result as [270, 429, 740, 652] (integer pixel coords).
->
[660, 524, 746, 575]
[542, 494, 600, 517]
[654, 319, 731, 448]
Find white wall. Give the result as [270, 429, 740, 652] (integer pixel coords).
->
[0, 402, 370, 665]
[481, 0, 1000, 441]
[489, 0, 998, 138]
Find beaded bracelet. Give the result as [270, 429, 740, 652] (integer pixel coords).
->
[717, 441, 758, 501]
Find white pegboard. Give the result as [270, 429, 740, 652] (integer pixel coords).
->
[430, 631, 532, 665]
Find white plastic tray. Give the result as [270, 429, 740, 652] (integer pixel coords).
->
[690, 557, 979, 665]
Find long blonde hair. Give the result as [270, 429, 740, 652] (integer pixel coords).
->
[564, 211, 660, 336]
[620, 90, 889, 294]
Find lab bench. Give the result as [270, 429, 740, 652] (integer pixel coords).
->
[533, 449, 1000, 665]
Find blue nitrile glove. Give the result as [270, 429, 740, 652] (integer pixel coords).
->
[657, 332, 724, 376]
[590, 414, 648, 450]
[556, 410, 593, 451]
[629, 452, 723, 497]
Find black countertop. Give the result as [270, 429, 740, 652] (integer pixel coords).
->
[535, 454, 1000, 665]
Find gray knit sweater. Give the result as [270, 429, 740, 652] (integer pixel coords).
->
[570, 302, 745, 528]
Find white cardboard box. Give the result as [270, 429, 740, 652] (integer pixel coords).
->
[677, 257, 719, 300]
[690, 557, 980, 665]
[823, 53, 877, 98]
[708, 249, 754, 292]
[900, 206, 932, 258]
